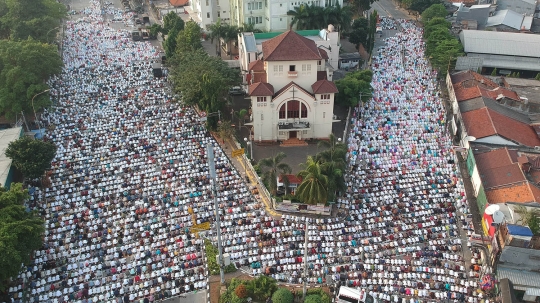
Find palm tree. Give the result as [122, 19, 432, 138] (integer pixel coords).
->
[287, 4, 310, 30]
[240, 23, 263, 33]
[207, 19, 226, 56]
[315, 134, 347, 201]
[328, 4, 353, 34]
[234, 109, 248, 130]
[258, 152, 292, 196]
[222, 24, 240, 59]
[296, 156, 328, 205]
[514, 205, 540, 235]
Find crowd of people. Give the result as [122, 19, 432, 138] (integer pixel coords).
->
[5, 1, 488, 301]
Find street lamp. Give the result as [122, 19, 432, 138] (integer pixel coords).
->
[243, 137, 253, 161]
[32, 89, 50, 137]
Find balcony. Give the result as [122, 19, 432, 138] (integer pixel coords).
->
[278, 121, 310, 129]
[287, 71, 298, 78]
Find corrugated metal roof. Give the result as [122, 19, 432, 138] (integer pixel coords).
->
[525, 288, 540, 297]
[485, 10, 523, 30]
[497, 267, 540, 288]
[507, 224, 534, 236]
[499, 246, 540, 269]
[460, 30, 540, 57]
[243, 33, 257, 52]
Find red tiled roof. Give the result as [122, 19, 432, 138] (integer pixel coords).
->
[317, 71, 327, 81]
[485, 182, 538, 204]
[319, 48, 329, 60]
[489, 109, 540, 147]
[278, 174, 302, 184]
[455, 86, 481, 102]
[273, 81, 314, 99]
[451, 70, 499, 89]
[486, 87, 520, 101]
[475, 148, 513, 170]
[248, 60, 264, 72]
[262, 30, 323, 61]
[169, 0, 188, 6]
[481, 164, 526, 188]
[248, 82, 274, 96]
[311, 80, 338, 94]
[461, 108, 497, 138]
[462, 108, 540, 147]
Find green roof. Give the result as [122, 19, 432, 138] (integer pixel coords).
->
[253, 30, 320, 40]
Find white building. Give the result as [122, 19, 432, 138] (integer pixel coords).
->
[185, 0, 231, 29]
[229, 0, 343, 32]
[244, 30, 338, 142]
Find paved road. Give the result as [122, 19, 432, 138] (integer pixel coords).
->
[371, 0, 414, 19]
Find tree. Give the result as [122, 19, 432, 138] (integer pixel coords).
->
[431, 38, 463, 76]
[349, 0, 376, 17]
[0, 0, 66, 42]
[423, 17, 451, 37]
[305, 295, 323, 303]
[5, 136, 57, 179]
[175, 20, 203, 55]
[240, 22, 262, 33]
[535, 73, 540, 81]
[327, 4, 353, 33]
[222, 24, 240, 59]
[0, 39, 62, 118]
[316, 134, 347, 201]
[287, 4, 310, 30]
[491, 68, 498, 76]
[163, 26, 180, 58]
[514, 206, 540, 235]
[367, 10, 378, 55]
[217, 120, 234, 143]
[162, 11, 184, 34]
[235, 109, 248, 130]
[296, 156, 328, 205]
[421, 4, 447, 22]
[148, 23, 163, 39]
[245, 276, 278, 301]
[0, 183, 44, 291]
[348, 17, 369, 48]
[169, 49, 240, 126]
[271, 288, 294, 303]
[235, 284, 248, 299]
[334, 69, 373, 107]
[207, 18, 227, 56]
[258, 152, 292, 196]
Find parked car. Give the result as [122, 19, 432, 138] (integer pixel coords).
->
[228, 86, 245, 96]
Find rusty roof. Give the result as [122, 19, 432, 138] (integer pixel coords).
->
[262, 30, 323, 61]
[312, 80, 338, 94]
[248, 82, 274, 96]
[248, 60, 265, 72]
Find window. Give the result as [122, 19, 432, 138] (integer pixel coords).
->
[273, 64, 283, 76]
[257, 97, 267, 102]
[301, 103, 307, 118]
[279, 104, 286, 119]
[207, 12, 210, 18]
[287, 100, 300, 118]
[302, 130, 308, 134]
[217, 11, 220, 17]
[301, 64, 311, 72]
[206, 0, 209, 5]
[323, 112, 326, 119]
[248, 16, 263, 24]
[261, 113, 264, 120]
[289, 65, 296, 72]
[321, 94, 330, 100]
[248, 3, 251, 10]
[318, 60, 321, 65]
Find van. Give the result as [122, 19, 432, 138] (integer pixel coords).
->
[228, 86, 245, 96]
[336, 287, 376, 303]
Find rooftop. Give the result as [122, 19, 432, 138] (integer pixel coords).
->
[459, 30, 540, 58]
[485, 9, 529, 30]
[262, 30, 323, 61]
[499, 246, 540, 270]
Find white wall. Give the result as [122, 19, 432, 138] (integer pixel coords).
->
[475, 135, 519, 146]
[266, 60, 318, 92]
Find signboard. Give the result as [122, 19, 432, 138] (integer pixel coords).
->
[231, 148, 245, 157]
[469, 233, 492, 244]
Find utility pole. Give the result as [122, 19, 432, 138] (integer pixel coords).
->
[208, 143, 225, 284]
[302, 218, 309, 301]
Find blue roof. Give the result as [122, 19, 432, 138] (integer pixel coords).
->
[507, 224, 534, 237]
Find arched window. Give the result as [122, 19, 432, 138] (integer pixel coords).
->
[278, 100, 308, 119]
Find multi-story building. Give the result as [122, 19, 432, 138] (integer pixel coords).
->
[243, 30, 338, 142]
[230, 0, 343, 32]
[185, 0, 231, 29]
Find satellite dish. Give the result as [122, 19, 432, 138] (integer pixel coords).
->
[492, 210, 505, 224]
[464, 136, 477, 142]
[485, 204, 500, 215]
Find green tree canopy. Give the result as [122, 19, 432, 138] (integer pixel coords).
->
[515, 206, 540, 235]
[169, 49, 240, 123]
[349, 0, 376, 17]
[258, 152, 292, 196]
[316, 134, 347, 201]
[0, 183, 44, 291]
[348, 17, 369, 48]
[0, 38, 62, 118]
[271, 288, 294, 303]
[175, 20, 203, 55]
[296, 156, 328, 205]
[335, 69, 373, 107]
[0, 0, 66, 41]
[287, 3, 352, 31]
[162, 11, 184, 34]
[305, 294, 323, 303]
[6, 136, 57, 179]
[423, 17, 450, 36]
[421, 4, 447, 22]
[245, 276, 278, 301]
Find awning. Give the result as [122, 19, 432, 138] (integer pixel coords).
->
[525, 288, 540, 297]
[497, 267, 540, 288]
